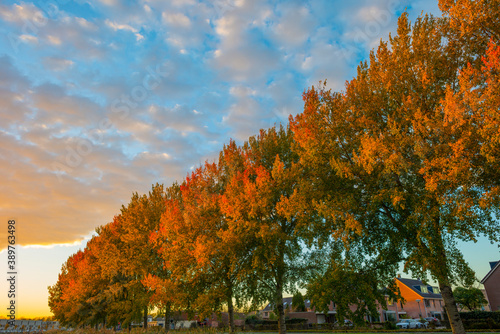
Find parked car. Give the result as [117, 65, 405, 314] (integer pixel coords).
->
[424, 317, 441, 326]
[396, 319, 416, 329]
[416, 319, 428, 328]
[396, 319, 427, 329]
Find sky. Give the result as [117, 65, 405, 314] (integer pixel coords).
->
[0, 0, 498, 319]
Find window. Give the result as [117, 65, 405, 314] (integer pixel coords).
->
[384, 312, 396, 322]
[433, 286, 440, 293]
[425, 299, 430, 307]
[421, 286, 428, 293]
[433, 300, 436, 307]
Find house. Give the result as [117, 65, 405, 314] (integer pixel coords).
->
[394, 277, 444, 320]
[481, 289, 491, 311]
[259, 276, 445, 325]
[261, 297, 323, 324]
[481, 260, 500, 311]
[207, 311, 246, 328]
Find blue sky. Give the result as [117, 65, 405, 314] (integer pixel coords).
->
[0, 0, 497, 317]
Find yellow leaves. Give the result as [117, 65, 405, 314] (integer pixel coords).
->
[392, 194, 405, 210]
[344, 213, 363, 236]
[355, 134, 388, 175]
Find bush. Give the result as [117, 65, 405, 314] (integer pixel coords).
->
[286, 318, 308, 324]
[244, 315, 260, 324]
[461, 318, 500, 329]
[457, 311, 500, 329]
[460, 311, 500, 322]
[383, 321, 397, 330]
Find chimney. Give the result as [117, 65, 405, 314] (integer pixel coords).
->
[397, 273, 401, 278]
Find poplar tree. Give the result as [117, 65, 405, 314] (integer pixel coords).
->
[290, 12, 500, 334]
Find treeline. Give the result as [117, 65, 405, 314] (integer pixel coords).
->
[48, 2, 500, 334]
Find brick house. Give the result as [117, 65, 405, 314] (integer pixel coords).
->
[261, 297, 335, 324]
[481, 260, 500, 311]
[260, 277, 445, 325]
[393, 277, 444, 320]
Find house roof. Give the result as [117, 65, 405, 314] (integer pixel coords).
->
[481, 260, 500, 284]
[396, 278, 443, 299]
[262, 296, 312, 311]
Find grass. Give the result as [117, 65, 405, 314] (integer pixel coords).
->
[43, 327, 500, 334]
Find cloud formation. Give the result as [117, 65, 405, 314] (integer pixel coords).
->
[0, 0, 442, 249]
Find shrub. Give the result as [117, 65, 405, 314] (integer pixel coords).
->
[383, 321, 397, 330]
[286, 318, 308, 324]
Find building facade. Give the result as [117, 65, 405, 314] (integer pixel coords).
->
[393, 277, 444, 320]
[481, 261, 500, 312]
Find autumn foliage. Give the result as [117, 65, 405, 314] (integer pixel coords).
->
[49, 2, 499, 334]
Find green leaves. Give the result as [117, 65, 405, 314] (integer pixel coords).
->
[453, 287, 488, 311]
[291, 5, 499, 334]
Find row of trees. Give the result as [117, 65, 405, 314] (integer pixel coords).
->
[49, 1, 500, 334]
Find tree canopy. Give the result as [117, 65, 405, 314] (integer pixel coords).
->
[290, 10, 499, 334]
[453, 287, 488, 311]
[49, 2, 500, 334]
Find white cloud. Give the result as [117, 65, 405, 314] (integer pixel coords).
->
[162, 12, 191, 28]
[272, 4, 315, 48]
[47, 35, 62, 45]
[97, 0, 119, 6]
[105, 19, 138, 32]
[19, 34, 38, 44]
[75, 17, 98, 30]
[43, 57, 74, 71]
[0, 3, 45, 24]
[0, 0, 446, 251]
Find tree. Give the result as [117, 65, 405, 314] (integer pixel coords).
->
[291, 292, 306, 312]
[290, 12, 500, 334]
[118, 184, 166, 328]
[144, 183, 187, 332]
[48, 245, 109, 329]
[75, 236, 110, 327]
[221, 125, 314, 334]
[49, 251, 85, 327]
[87, 184, 166, 329]
[93, 217, 139, 328]
[154, 143, 258, 333]
[439, 0, 499, 68]
[453, 287, 488, 311]
[306, 253, 402, 326]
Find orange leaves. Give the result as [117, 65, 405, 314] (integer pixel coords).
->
[483, 41, 500, 71]
[290, 7, 500, 316]
[51, 4, 500, 331]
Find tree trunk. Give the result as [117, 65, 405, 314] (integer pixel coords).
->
[276, 240, 287, 334]
[165, 302, 171, 333]
[143, 306, 148, 328]
[228, 291, 235, 334]
[439, 282, 466, 334]
[277, 297, 286, 334]
[430, 226, 466, 334]
[276, 285, 286, 334]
